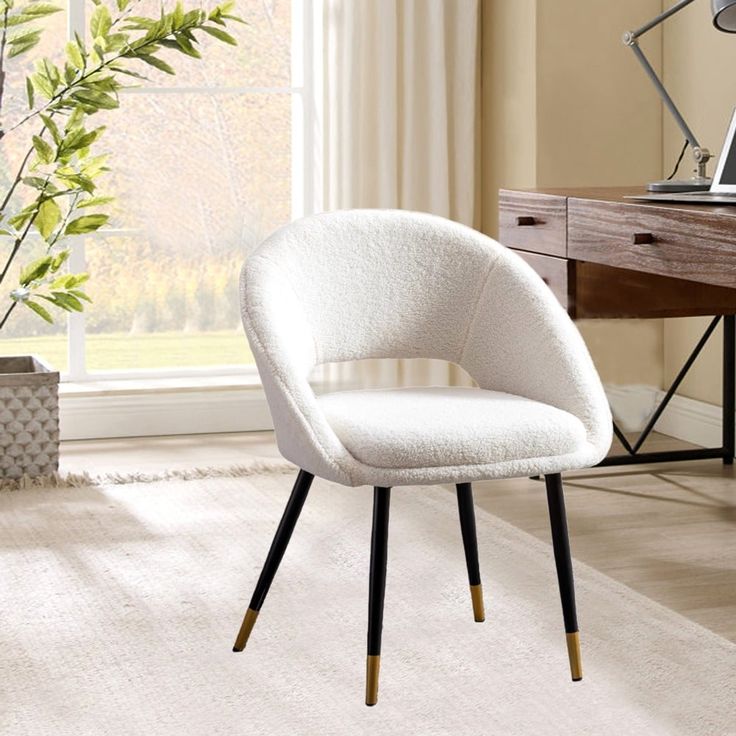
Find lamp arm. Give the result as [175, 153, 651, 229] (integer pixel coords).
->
[626, 41, 702, 152]
[630, 0, 698, 38]
[623, 0, 711, 178]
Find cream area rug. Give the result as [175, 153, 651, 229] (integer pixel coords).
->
[1, 468, 734, 736]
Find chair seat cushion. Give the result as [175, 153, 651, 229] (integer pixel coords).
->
[317, 387, 588, 471]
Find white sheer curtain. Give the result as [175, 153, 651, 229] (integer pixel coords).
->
[321, 0, 481, 388]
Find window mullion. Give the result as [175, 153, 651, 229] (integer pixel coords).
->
[67, 239, 87, 380]
[67, 0, 85, 38]
[63, 1, 87, 381]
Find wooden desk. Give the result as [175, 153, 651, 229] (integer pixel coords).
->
[498, 187, 736, 466]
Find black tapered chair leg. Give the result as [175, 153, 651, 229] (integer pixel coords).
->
[366, 486, 391, 706]
[456, 483, 485, 622]
[544, 473, 582, 681]
[232, 469, 314, 652]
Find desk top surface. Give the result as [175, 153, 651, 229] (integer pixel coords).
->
[502, 186, 736, 218]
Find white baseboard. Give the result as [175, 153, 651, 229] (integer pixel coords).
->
[604, 383, 724, 449]
[652, 392, 723, 449]
[60, 386, 273, 440]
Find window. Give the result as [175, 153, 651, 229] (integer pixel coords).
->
[1, 0, 317, 380]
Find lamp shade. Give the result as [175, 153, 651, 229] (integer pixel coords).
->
[713, 0, 736, 32]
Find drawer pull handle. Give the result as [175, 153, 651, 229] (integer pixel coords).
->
[632, 232, 655, 245]
[516, 216, 536, 227]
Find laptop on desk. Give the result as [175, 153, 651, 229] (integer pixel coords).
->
[627, 108, 736, 205]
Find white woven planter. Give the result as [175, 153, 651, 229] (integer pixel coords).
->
[0, 356, 60, 479]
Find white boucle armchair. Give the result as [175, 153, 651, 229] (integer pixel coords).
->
[233, 209, 612, 706]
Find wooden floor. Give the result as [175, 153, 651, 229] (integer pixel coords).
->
[62, 431, 736, 642]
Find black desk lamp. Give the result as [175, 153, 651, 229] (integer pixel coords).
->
[624, 0, 736, 192]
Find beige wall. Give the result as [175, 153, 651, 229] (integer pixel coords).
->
[662, 2, 736, 404]
[481, 0, 665, 386]
[481, 0, 537, 238]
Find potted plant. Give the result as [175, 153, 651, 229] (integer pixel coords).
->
[0, 0, 242, 478]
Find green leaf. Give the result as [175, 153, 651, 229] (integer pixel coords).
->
[8, 33, 41, 57]
[122, 16, 155, 30]
[137, 54, 175, 75]
[8, 204, 36, 229]
[34, 198, 61, 240]
[207, 7, 226, 26]
[49, 274, 74, 289]
[6, 15, 37, 28]
[8, 28, 42, 46]
[25, 76, 34, 108]
[200, 25, 237, 45]
[79, 74, 120, 94]
[22, 3, 62, 17]
[49, 291, 84, 311]
[173, 34, 201, 58]
[50, 249, 70, 272]
[42, 58, 61, 89]
[21, 176, 50, 192]
[68, 288, 92, 303]
[40, 113, 61, 144]
[77, 195, 114, 209]
[31, 71, 54, 99]
[116, 0, 131, 10]
[32, 134, 54, 164]
[65, 105, 85, 131]
[69, 272, 89, 286]
[105, 32, 129, 52]
[90, 4, 111, 38]
[71, 89, 119, 110]
[172, 0, 184, 27]
[19, 255, 53, 285]
[59, 125, 105, 155]
[108, 63, 147, 79]
[63, 62, 76, 84]
[80, 153, 109, 178]
[55, 171, 96, 194]
[24, 300, 54, 323]
[65, 39, 84, 69]
[65, 213, 109, 234]
[51, 272, 89, 289]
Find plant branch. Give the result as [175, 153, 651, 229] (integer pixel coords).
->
[47, 191, 80, 249]
[0, 299, 16, 329]
[0, 143, 34, 212]
[0, 181, 47, 285]
[0, 5, 9, 129]
[111, 0, 143, 30]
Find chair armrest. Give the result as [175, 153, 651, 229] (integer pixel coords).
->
[241, 256, 356, 485]
[459, 251, 612, 461]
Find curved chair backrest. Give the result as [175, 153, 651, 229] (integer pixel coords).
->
[242, 209, 503, 367]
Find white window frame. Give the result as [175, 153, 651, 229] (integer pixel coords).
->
[61, 0, 320, 383]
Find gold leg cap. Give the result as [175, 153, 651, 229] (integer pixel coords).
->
[233, 608, 259, 652]
[566, 631, 583, 681]
[365, 655, 381, 706]
[470, 583, 485, 622]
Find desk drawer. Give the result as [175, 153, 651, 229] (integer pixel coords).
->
[499, 190, 567, 257]
[513, 247, 736, 319]
[513, 250, 570, 310]
[568, 198, 736, 289]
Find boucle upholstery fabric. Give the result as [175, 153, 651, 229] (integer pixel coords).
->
[318, 387, 587, 469]
[240, 210, 612, 487]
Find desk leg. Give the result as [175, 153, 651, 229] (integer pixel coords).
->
[723, 315, 735, 465]
[599, 315, 728, 467]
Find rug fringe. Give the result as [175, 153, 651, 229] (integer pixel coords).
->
[0, 458, 296, 491]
